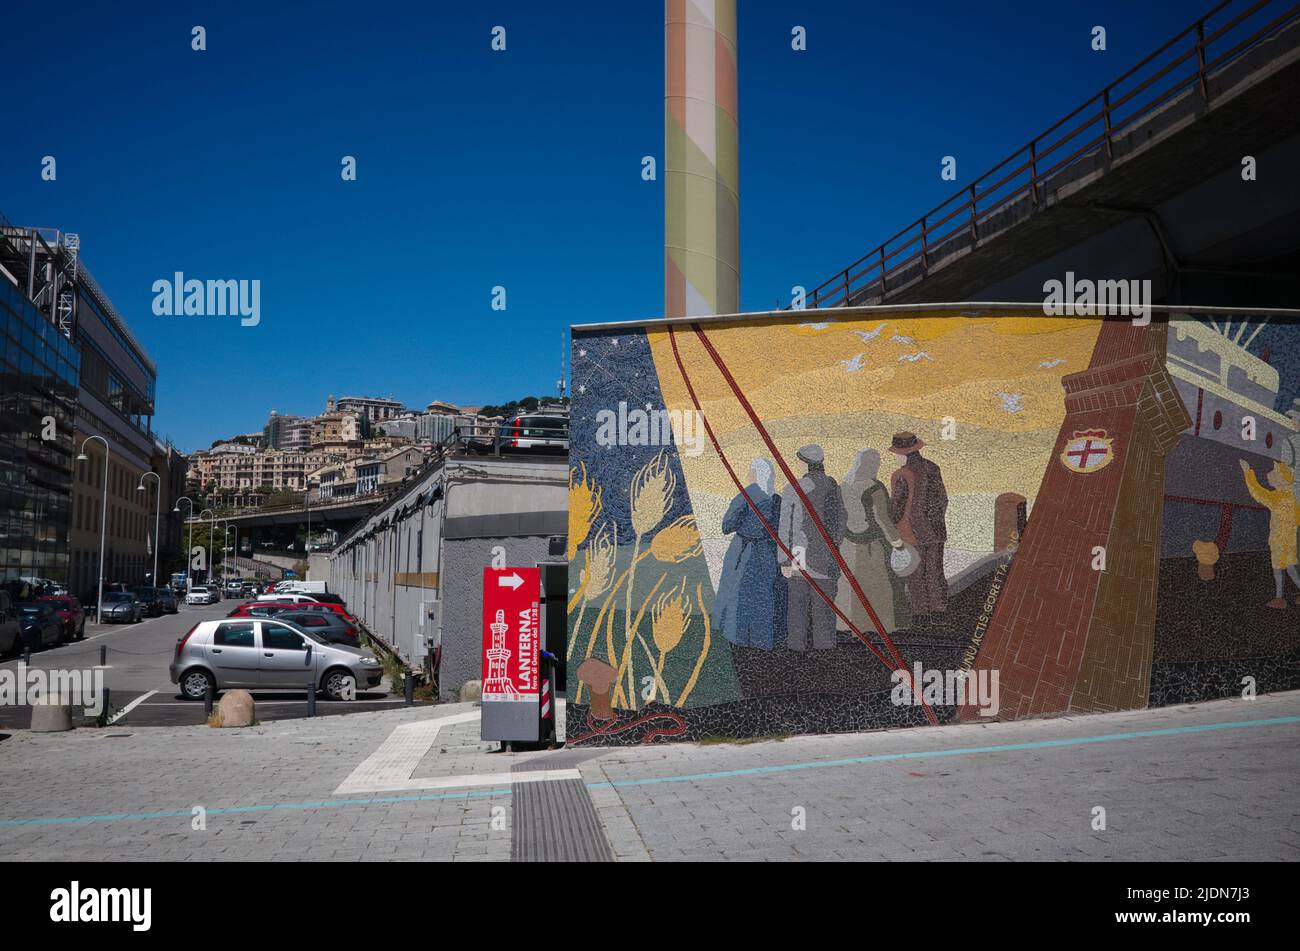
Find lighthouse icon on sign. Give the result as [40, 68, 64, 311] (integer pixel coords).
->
[483, 609, 518, 696]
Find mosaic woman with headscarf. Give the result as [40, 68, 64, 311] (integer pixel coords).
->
[836, 449, 909, 636]
[713, 458, 787, 650]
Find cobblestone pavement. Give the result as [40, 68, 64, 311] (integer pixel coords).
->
[0, 691, 1296, 861]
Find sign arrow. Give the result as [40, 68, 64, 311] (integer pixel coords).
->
[497, 572, 523, 590]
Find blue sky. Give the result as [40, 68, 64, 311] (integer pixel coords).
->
[1, 0, 1203, 452]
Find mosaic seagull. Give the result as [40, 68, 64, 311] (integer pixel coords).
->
[897, 351, 932, 363]
[840, 352, 867, 373]
[998, 392, 1025, 413]
[851, 323, 887, 342]
[891, 333, 915, 345]
[1039, 357, 1066, 368]
[800, 321, 831, 330]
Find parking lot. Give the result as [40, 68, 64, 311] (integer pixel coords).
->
[0, 598, 430, 730]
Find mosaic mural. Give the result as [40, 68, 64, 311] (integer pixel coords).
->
[566, 310, 1300, 745]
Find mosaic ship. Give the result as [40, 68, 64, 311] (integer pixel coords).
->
[1162, 318, 1300, 558]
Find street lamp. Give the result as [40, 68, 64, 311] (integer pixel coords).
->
[304, 478, 318, 576]
[174, 496, 195, 592]
[225, 522, 239, 584]
[137, 471, 161, 590]
[76, 435, 110, 625]
[198, 508, 215, 587]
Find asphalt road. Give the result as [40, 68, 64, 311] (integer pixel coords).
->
[0, 600, 430, 728]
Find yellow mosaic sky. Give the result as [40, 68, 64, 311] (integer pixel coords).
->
[645, 312, 1102, 553]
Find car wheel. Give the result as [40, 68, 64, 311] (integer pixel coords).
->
[180, 669, 215, 701]
[322, 669, 357, 701]
[77, 620, 85, 640]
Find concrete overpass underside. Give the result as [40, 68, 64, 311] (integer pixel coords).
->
[833, 12, 1300, 309]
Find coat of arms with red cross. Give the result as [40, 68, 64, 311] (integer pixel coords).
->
[1060, 429, 1115, 474]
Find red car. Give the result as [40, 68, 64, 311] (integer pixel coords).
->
[228, 600, 358, 630]
[38, 595, 86, 641]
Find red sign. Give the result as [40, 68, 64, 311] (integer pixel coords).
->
[481, 567, 541, 702]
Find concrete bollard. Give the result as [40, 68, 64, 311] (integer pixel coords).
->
[204, 686, 214, 717]
[306, 683, 316, 717]
[30, 703, 74, 733]
[99, 645, 107, 666]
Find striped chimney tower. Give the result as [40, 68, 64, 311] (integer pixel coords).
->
[665, 0, 739, 318]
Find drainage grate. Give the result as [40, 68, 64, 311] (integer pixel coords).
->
[510, 777, 613, 862]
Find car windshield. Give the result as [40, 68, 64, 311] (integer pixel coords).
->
[44, 599, 71, 610]
[104, 593, 133, 603]
[191, 587, 207, 593]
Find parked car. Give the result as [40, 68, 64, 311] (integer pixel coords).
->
[100, 591, 145, 624]
[309, 592, 347, 607]
[133, 587, 165, 618]
[17, 602, 64, 649]
[0, 591, 22, 656]
[255, 593, 321, 605]
[237, 599, 356, 625]
[277, 610, 359, 645]
[282, 581, 329, 595]
[169, 617, 383, 701]
[157, 588, 179, 614]
[37, 595, 85, 641]
[504, 412, 569, 453]
[186, 586, 218, 605]
[227, 603, 298, 619]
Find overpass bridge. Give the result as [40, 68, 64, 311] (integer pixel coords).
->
[805, 0, 1300, 310]
[185, 425, 570, 551]
[183, 488, 398, 556]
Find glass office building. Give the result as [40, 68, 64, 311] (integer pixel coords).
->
[0, 276, 80, 587]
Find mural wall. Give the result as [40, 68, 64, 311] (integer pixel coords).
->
[566, 309, 1300, 745]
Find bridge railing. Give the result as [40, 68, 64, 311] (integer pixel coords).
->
[803, 0, 1300, 309]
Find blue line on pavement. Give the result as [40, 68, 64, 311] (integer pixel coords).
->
[588, 714, 1300, 790]
[1, 713, 1295, 829]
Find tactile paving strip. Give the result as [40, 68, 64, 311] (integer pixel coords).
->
[510, 774, 613, 862]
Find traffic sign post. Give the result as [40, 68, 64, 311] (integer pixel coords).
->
[481, 567, 542, 743]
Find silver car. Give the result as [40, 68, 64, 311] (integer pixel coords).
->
[185, 586, 218, 605]
[169, 617, 384, 701]
[100, 591, 144, 623]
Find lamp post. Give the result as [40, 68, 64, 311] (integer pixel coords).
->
[77, 435, 110, 625]
[137, 471, 161, 589]
[225, 523, 239, 585]
[174, 496, 195, 592]
[302, 479, 318, 580]
[199, 508, 215, 587]
[215, 517, 228, 588]
[223, 525, 233, 586]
